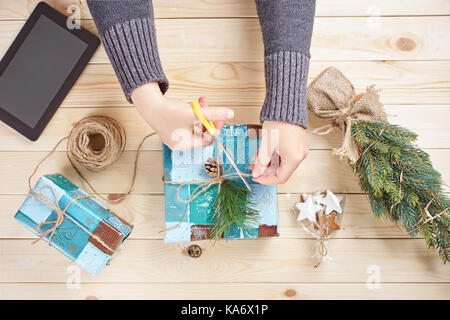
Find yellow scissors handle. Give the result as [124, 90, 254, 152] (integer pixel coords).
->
[191, 101, 217, 136]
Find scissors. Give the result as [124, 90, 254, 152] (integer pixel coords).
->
[192, 101, 252, 191]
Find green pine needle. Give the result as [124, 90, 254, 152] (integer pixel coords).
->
[209, 179, 260, 240]
[351, 120, 450, 263]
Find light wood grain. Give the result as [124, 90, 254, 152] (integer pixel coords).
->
[1, 282, 448, 300]
[41, 61, 450, 107]
[0, 2, 449, 300]
[2, 17, 449, 63]
[0, 238, 448, 283]
[0, 194, 415, 239]
[0, 105, 449, 151]
[1, 0, 449, 20]
[1, 149, 448, 195]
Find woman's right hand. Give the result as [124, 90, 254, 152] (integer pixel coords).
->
[131, 82, 234, 150]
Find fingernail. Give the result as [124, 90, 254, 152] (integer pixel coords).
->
[225, 109, 234, 119]
[252, 168, 261, 178]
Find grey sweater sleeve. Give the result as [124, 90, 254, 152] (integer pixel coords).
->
[256, 0, 316, 128]
[86, 0, 168, 103]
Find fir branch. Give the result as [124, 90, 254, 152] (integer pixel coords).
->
[352, 121, 450, 263]
[209, 179, 260, 240]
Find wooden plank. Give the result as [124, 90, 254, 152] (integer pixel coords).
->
[0, 282, 448, 300]
[0, 194, 415, 239]
[2, 17, 449, 63]
[0, 238, 448, 283]
[0, 149, 448, 195]
[1, 0, 449, 20]
[0, 105, 448, 151]
[32, 61, 450, 107]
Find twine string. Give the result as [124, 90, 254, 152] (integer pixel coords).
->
[68, 131, 156, 204]
[389, 165, 404, 216]
[67, 115, 126, 172]
[311, 101, 354, 136]
[29, 185, 116, 253]
[27, 115, 156, 246]
[307, 67, 388, 163]
[160, 157, 251, 233]
[407, 197, 449, 234]
[386, 165, 449, 234]
[313, 209, 329, 268]
[29, 115, 156, 205]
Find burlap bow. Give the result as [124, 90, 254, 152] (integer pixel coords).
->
[307, 67, 387, 163]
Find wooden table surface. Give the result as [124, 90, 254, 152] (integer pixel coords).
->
[0, 0, 449, 300]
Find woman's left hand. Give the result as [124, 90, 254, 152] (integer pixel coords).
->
[250, 121, 309, 185]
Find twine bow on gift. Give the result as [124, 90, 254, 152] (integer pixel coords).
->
[307, 67, 388, 163]
[28, 183, 116, 254]
[161, 156, 252, 232]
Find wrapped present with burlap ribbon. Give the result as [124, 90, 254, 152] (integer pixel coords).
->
[307, 67, 387, 163]
[14, 173, 133, 275]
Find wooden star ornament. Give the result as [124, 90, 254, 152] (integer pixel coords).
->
[315, 211, 341, 236]
[324, 211, 341, 235]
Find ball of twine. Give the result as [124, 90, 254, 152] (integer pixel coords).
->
[29, 115, 156, 204]
[67, 115, 126, 172]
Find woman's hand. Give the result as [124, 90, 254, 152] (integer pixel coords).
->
[131, 82, 234, 150]
[251, 121, 309, 185]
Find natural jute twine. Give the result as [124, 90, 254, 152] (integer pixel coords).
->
[29, 115, 156, 204]
[67, 115, 126, 172]
[161, 157, 251, 233]
[307, 67, 387, 163]
[28, 184, 116, 253]
[27, 115, 155, 247]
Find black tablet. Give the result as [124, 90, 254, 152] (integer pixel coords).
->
[0, 2, 99, 141]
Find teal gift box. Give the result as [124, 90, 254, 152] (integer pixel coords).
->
[14, 173, 133, 275]
[163, 125, 279, 242]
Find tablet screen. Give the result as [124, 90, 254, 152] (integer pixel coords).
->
[0, 15, 87, 128]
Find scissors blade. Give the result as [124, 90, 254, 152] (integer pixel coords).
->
[217, 140, 252, 191]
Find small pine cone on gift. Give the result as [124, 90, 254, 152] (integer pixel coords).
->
[205, 157, 222, 177]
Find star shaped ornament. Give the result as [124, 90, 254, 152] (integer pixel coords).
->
[318, 190, 343, 215]
[302, 191, 323, 203]
[296, 197, 322, 223]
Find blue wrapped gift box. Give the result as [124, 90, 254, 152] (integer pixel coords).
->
[14, 173, 133, 275]
[163, 125, 279, 242]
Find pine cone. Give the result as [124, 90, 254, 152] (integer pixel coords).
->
[205, 157, 222, 177]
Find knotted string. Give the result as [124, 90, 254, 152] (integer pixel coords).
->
[314, 238, 328, 268]
[27, 115, 154, 246]
[160, 157, 251, 233]
[28, 115, 156, 205]
[307, 67, 388, 163]
[68, 131, 156, 204]
[313, 209, 330, 268]
[28, 185, 116, 253]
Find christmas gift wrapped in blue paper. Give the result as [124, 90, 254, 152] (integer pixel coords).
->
[14, 173, 133, 275]
[163, 124, 279, 242]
